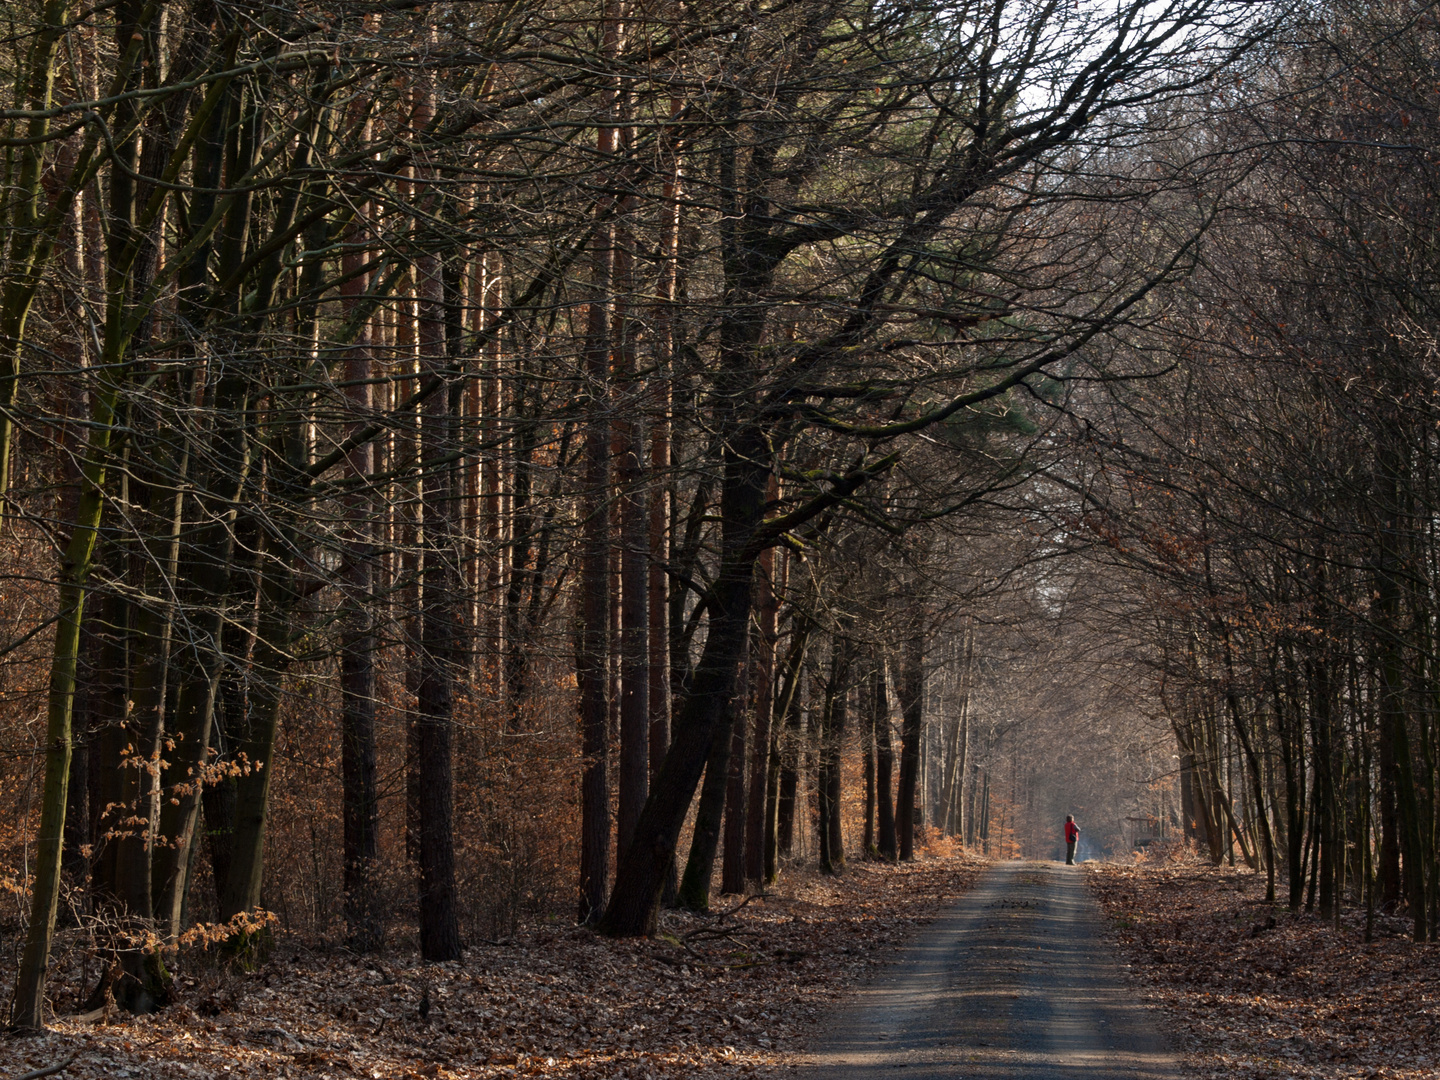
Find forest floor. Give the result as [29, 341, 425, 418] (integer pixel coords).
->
[0, 851, 985, 1080]
[1089, 854, 1440, 1080]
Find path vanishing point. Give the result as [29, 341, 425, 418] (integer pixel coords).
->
[800, 861, 1180, 1079]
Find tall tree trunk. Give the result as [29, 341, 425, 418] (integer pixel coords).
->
[896, 633, 925, 862]
[577, 238, 613, 923]
[615, 304, 648, 864]
[818, 639, 849, 873]
[681, 633, 749, 908]
[873, 663, 898, 861]
[112, 463, 184, 1011]
[339, 193, 381, 951]
[1376, 488, 1427, 939]
[577, 6, 622, 912]
[773, 640, 808, 866]
[217, 548, 292, 924]
[721, 654, 749, 894]
[202, 660, 246, 909]
[10, 346, 125, 1031]
[503, 409, 539, 721]
[1379, 690, 1402, 908]
[1273, 646, 1306, 911]
[762, 631, 802, 883]
[862, 673, 876, 855]
[648, 95, 679, 851]
[939, 622, 972, 837]
[745, 538, 779, 883]
[412, 183, 461, 958]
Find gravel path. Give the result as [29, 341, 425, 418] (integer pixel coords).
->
[797, 860, 1180, 1079]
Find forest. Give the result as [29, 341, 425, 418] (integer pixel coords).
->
[0, 0, 1436, 1053]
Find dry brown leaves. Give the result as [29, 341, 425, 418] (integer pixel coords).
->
[0, 853, 983, 1080]
[1089, 856, 1439, 1080]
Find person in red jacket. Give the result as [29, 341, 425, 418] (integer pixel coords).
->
[1064, 815, 1080, 864]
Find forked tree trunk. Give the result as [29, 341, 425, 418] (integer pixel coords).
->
[598, 441, 769, 936]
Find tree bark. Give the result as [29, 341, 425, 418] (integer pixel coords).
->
[862, 675, 876, 855]
[896, 634, 925, 862]
[873, 663, 898, 861]
[598, 427, 769, 935]
[577, 237, 613, 923]
[10, 353, 124, 1030]
[412, 206, 461, 959]
[745, 539, 779, 883]
[339, 194, 381, 951]
[721, 656, 749, 894]
[775, 652, 808, 860]
[616, 379, 648, 864]
[818, 640, 849, 874]
[217, 563, 290, 925]
[681, 631, 749, 909]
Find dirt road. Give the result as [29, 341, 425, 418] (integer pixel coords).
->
[798, 860, 1179, 1079]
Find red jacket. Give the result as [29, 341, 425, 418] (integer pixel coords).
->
[1065, 821, 1080, 843]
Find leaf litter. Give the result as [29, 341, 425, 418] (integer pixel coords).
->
[0, 853, 984, 1080]
[1089, 854, 1439, 1080]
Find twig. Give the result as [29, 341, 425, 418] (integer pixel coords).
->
[248, 1027, 302, 1047]
[655, 950, 807, 971]
[712, 892, 770, 922]
[8, 1054, 78, 1080]
[682, 924, 764, 944]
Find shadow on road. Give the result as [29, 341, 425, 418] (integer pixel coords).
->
[797, 861, 1179, 1080]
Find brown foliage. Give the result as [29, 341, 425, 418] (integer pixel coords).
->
[0, 856, 982, 1079]
[1090, 858, 1439, 1079]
